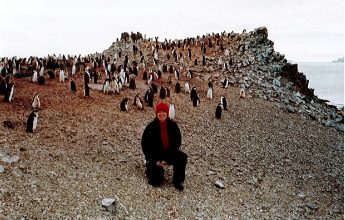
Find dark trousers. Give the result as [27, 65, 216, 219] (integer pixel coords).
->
[146, 151, 187, 186]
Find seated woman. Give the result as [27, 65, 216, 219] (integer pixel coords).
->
[141, 102, 187, 191]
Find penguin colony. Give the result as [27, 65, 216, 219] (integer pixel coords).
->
[0, 31, 248, 132]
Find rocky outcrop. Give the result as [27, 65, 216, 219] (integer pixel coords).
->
[101, 26, 343, 132]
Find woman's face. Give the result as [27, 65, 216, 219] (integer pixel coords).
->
[157, 111, 168, 122]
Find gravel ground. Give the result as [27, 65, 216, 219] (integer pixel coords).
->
[0, 66, 343, 219]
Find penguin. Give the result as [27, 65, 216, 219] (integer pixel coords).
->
[169, 103, 175, 120]
[26, 110, 38, 132]
[220, 96, 227, 110]
[134, 95, 144, 110]
[37, 75, 45, 85]
[147, 73, 153, 85]
[151, 83, 158, 93]
[240, 88, 246, 98]
[120, 98, 129, 111]
[162, 64, 167, 72]
[59, 70, 65, 83]
[223, 63, 228, 71]
[4, 83, 14, 102]
[147, 91, 154, 107]
[129, 77, 136, 90]
[175, 81, 181, 93]
[192, 93, 200, 107]
[208, 81, 213, 89]
[184, 81, 190, 93]
[103, 79, 110, 93]
[114, 79, 121, 94]
[194, 58, 198, 66]
[207, 87, 213, 100]
[159, 86, 166, 99]
[143, 71, 148, 80]
[84, 82, 89, 97]
[144, 88, 154, 107]
[165, 87, 170, 97]
[215, 104, 222, 119]
[157, 70, 162, 79]
[0, 77, 6, 95]
[70, 79, 77, 92]
[153, 71, 159, 80]
[166, 75, 172, 84]
[222, 76, 229, 88]
[32, 94, 40, 109]
[84, 71, 90, 84]
[71, 64, 76, 75]
[202, 55, 206, 66]
[187, 69, 193, 78]
[38, 66, 44, 76]
[32, 70, 38, 82]
[190, 87, 197, 101]
[153, 58, 158, 66]
[174, 69, 180, 80]
[47, 70, 55, 79]
[93, 71, 98, 83]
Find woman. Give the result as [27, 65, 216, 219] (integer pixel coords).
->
[141, 102, 187, 191]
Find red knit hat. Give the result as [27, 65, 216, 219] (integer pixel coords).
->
[155, 102, 169, 115]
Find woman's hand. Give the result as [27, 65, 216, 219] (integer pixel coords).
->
[156, 160, 167, 167]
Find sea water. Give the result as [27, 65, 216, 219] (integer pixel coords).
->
[297, 62, 344, 108]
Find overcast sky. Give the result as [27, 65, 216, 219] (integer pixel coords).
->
[0, 0, 343, 62]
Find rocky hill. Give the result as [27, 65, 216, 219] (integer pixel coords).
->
[0, 27, 343, 219]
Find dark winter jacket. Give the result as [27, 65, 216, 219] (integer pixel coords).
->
[141, 118, 182, 163]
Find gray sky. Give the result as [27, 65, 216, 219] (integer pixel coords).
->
[0, 0, 343, 62]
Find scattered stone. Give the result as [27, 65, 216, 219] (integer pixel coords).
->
[101, 197, 118, 214]
[306, 203, 317, 210]
[215, 180, 225, 188]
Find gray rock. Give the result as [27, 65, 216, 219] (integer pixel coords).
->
[287, 105, 295, 113]
[306, 203, 317, 210]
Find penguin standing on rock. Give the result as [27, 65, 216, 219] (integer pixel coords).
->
[120, 98, 129, 111]
[129, 77, 136, 90]
[59, 70, 65, 83]
[169, 103, 176, 120]
[190, 87, 197, 101]
[134, 95, 144, 110]
[32, 94, 40, 109]
[4, 83, 14, 102]
[103, 79, 110, 93]
[240, 88, 246, 98]
[192, 93, 200, 107]
[175, 81, 181, 93]
[47, 70, 55, 79]
[222, 76, 229, 89]
[26, 110, 38, 132]
[0, 77, 7, 95]
[165, 87, 170, 97]
[159, 86, 166, 99]
[207, 86, 213, 100]
[184, 81, 190, 93]
[144, 88, 154, 107]
[215, 104, 222, 119]
[32, 70, 38, 82]
[84, 82, 89, 97]
[70, 79, 77, 92]
[220, 96, 227, 110]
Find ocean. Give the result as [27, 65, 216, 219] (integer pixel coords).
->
[297, 62, 344, 109]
